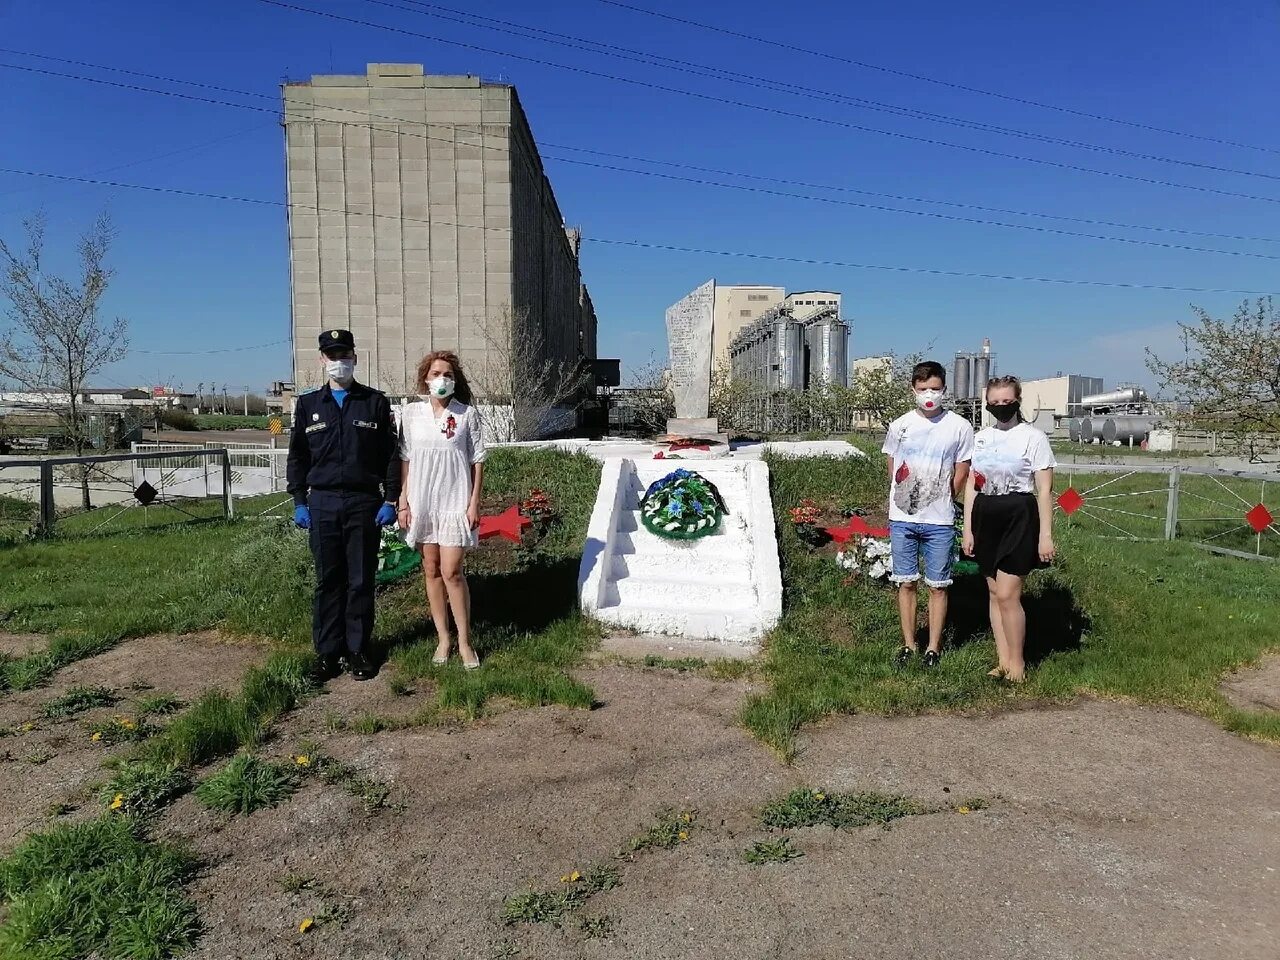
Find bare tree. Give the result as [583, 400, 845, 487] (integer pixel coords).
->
[1147, 298, 1280, 462]
[0, 213, 128, 507]
[471, 304, 592, 442]
[619, 356, 675, 436]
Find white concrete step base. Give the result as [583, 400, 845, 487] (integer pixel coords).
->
[578, 458, 782, 646]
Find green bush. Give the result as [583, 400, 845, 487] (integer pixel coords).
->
[102, 760, 192, 818]
[157, 408, 198, 431]
[0, 815, 198, 960]
[195, 754, 299, 816]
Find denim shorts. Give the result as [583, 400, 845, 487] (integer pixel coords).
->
[888, 520, 955, 588]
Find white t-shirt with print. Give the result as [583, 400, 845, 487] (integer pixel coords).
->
[882, 410, 975, 526]
[972, 422, 1056, 496]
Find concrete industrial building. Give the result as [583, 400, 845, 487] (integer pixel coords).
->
[283, 64, 597, 400]
[1020, 374, 1105, 418]
[785, 290, 842, 321]
[671, 281, 846, 376]
[709, 284, 785, 373]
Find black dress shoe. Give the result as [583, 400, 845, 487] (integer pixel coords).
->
[894, 646, 916, 667]
[922, 649, 941, 669]
[310, 655, 343, 684]
[347, 651, 377, 681]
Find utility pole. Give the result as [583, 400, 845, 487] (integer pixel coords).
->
[243, 386, 249, 416]
[222, 386, 228, 415]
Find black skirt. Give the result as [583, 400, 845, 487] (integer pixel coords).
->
[972, 492, 1045, 579]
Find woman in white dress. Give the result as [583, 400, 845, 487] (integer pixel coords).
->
[396, 351, 486, 669]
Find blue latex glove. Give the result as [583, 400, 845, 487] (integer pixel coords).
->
[293, 505, 311, 529]
[376, 503, 397, 527]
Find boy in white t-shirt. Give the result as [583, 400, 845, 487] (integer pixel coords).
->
[880, 361, 975, 668]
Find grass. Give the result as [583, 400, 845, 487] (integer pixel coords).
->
[0, 815, 199, 960]
[626, 810, 695, 854]
[195, 754, 299, 816]
[87, 714, 152, 745]
[760, 787, 925, 830]
[136, 693, 184, 718]
[502, 865, 621, 927]
[743, 836, 803, 865]
[748, 454, 1280, 758]
[309, 754, 397, 813]
[41, 684, 117, 718]
[0, 448, 604, 724]
[141, 652, 313, 767]
[101, 760, 192, 818]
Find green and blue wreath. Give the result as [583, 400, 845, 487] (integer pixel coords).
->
[640, 468, 728, 540]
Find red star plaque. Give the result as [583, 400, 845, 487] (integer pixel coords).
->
[477, 505, 532, 544]
[824, 515, 890, 543]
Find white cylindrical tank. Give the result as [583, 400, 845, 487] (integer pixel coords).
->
[1081, 387, 1147, 409]
[1102, 416, 1157, 444]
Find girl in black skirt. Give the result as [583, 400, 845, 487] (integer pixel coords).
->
[961, 376, 1057, 682]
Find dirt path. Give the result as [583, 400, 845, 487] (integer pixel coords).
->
[1221, 654, 1280, 712]
[1, 634, 1276, 959]
[166, 666, 1276, 960]
[0, 632, 263, 845]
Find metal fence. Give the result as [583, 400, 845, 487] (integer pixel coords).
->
[0, 444, 296, 542]
[1055, 463, 1278, 561]
[0, 448, 234, 541]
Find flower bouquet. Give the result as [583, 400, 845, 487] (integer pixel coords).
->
[640, 468, 727, 540]
[836, 536, 893, 581]
[789, 499, 830, 547]
[375, 525, 421, 585]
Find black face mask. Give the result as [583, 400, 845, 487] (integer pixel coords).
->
[986, 402, 1020, 423]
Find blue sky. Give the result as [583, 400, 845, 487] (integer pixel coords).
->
[2, 0, 1277, 395]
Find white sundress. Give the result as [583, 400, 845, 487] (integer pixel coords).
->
[398, 399, 487, 548]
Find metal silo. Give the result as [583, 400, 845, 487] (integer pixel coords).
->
[772, 318, 804, 391]
[1102, 416, 1156, 445]
[972, 354, 991, 394]
[1079, 417, 1096, 443]
[807, 321, 848, 387]
[953, 353, 972, 401]
[1068, 418, 1081, 442]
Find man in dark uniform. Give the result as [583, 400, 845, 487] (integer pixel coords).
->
[287, 329, 400, 682]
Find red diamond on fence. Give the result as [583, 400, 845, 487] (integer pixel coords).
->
[1246, 503, 1274, 534]
[1057, 487, 1084, 515]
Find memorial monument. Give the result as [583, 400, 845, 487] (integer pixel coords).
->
[664, 279, 728, 447]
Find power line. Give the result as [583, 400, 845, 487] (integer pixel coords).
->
[247, 0, 1280, 206]
[2, 166, 1276, 296]
[374, 0, 1278, 182]
[133, 339, 290, 355]
[584, 235, 1280, 294]
[592, 0, 1280, 158]
[2, 55, 1273, 261]
[543, 155, 1280, 261]
[0, 122, 269, 202]
[5, 49, 1278, 248]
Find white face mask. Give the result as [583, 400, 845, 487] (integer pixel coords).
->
[428, 376, 455, 400]
[325, 359, 355, 385]
[915, 388, 944, 413]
